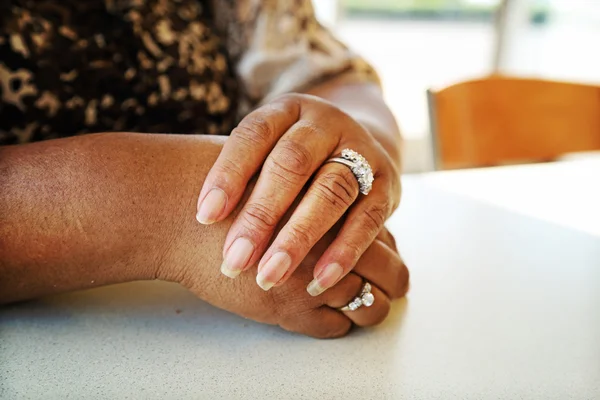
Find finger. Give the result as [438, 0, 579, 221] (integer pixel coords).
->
[278, 307, 352, 339]
[320, 271, 364, 307]
[196, 96, 300, 225]
[306, 181, 395, 297]
[377, 227, 398, 253]
[353, 239, 409, 300]
[323, 273, 391, 327]
[220, 109, 343, 279]
[254, 162, 359, 290]
[254, 139, 390, 289]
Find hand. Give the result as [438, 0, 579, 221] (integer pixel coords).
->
[167, 154, 407, 338]
[195, 94, 401, 296]
[179, 226, 408, 338]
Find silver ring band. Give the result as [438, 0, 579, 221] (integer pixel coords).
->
[325, 149, 374, 195]
[339, 282, 375, 312]
[326, 157, 355, 170]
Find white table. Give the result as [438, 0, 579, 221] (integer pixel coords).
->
[2, 160, 600, 399]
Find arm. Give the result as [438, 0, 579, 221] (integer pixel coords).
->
[0, 133, 409, 338]
[0, 133, 227, 304]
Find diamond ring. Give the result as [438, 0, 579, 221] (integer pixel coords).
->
[339, 282, 375, 312]
[326, 149, 374, 195]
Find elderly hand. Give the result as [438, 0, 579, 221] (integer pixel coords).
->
[195, 94, 401, 296]
[180, 226, 408, 338]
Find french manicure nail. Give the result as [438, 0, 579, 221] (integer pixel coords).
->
[256, 252, 292, 291]
[307, 263, 344, 296]
[196, 188, 227, 225]
[221, 237, 254, 279]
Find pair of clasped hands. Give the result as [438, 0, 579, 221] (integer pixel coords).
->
[193, 94, 408, 338]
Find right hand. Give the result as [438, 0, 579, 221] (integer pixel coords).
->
[195, 95, 402, 297]
[177, 226, 408, 338]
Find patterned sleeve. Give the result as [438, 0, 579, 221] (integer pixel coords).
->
[210, 0, 381, 112]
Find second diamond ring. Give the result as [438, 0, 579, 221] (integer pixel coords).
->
[339, 282, 375, 312]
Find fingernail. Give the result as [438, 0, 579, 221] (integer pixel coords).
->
[221, 237, 254, 279]
[307, 263, 344, 296]
[256, 252, 292, 291]
[196, 188, 227, 225]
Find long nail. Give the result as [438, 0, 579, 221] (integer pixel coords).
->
[221, 237, 254, 279]
[307, 263, 344, 296]
[256, 252, 292, 291]
[196, 188, 227, 225]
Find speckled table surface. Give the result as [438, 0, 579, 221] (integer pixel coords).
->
[2, 162, 600, 400]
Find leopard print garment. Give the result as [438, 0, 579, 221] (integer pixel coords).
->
[0, 0, 379, 145]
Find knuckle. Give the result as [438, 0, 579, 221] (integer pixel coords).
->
[268, 138, 314, 180]
[362, 200, 390, 233]
[276, 93, 304, 108]
[277, 92, 302, 102]
[215, 157, 245, 183]
[314, 168, 359, 210]
[280, 92, 318, 108]
[232, 115, 274, 147]
[265, 97, 302, 125]
[267, 167, 297, 190]
[286, 219, 318, 248]
[241, 202, 279, 232]
[294, 119, 322, 138]
[341, 239, 364, 263]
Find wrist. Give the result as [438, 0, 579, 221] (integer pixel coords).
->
[91, 133, 230, 284]
[302, 78, 402, 171]
[355, 117, 403, 171]
[0, 133, 228, 303]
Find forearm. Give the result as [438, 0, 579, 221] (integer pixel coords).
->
[305, 74, 403, 170]
[0, 133, 228, 304]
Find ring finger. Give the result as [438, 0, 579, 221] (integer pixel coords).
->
[353, 237, 409, 300]
[323, 273, 391, 327]
[306, 166, 400, 296]
[256, 140, 388, 290]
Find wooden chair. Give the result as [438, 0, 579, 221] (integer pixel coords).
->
[427, 76, 600, 170]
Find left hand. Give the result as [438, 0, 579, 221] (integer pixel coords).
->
[195, 93, 401, 296]
[178, 226, 409, 338]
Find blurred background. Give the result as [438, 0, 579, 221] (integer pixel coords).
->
[313, 0, 600, 172]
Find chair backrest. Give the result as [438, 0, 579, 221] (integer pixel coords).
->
[427, 76, 600, 170]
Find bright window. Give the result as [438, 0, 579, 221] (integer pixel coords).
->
[327, 0, 502, 139]
[497, 0, 600, 84]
